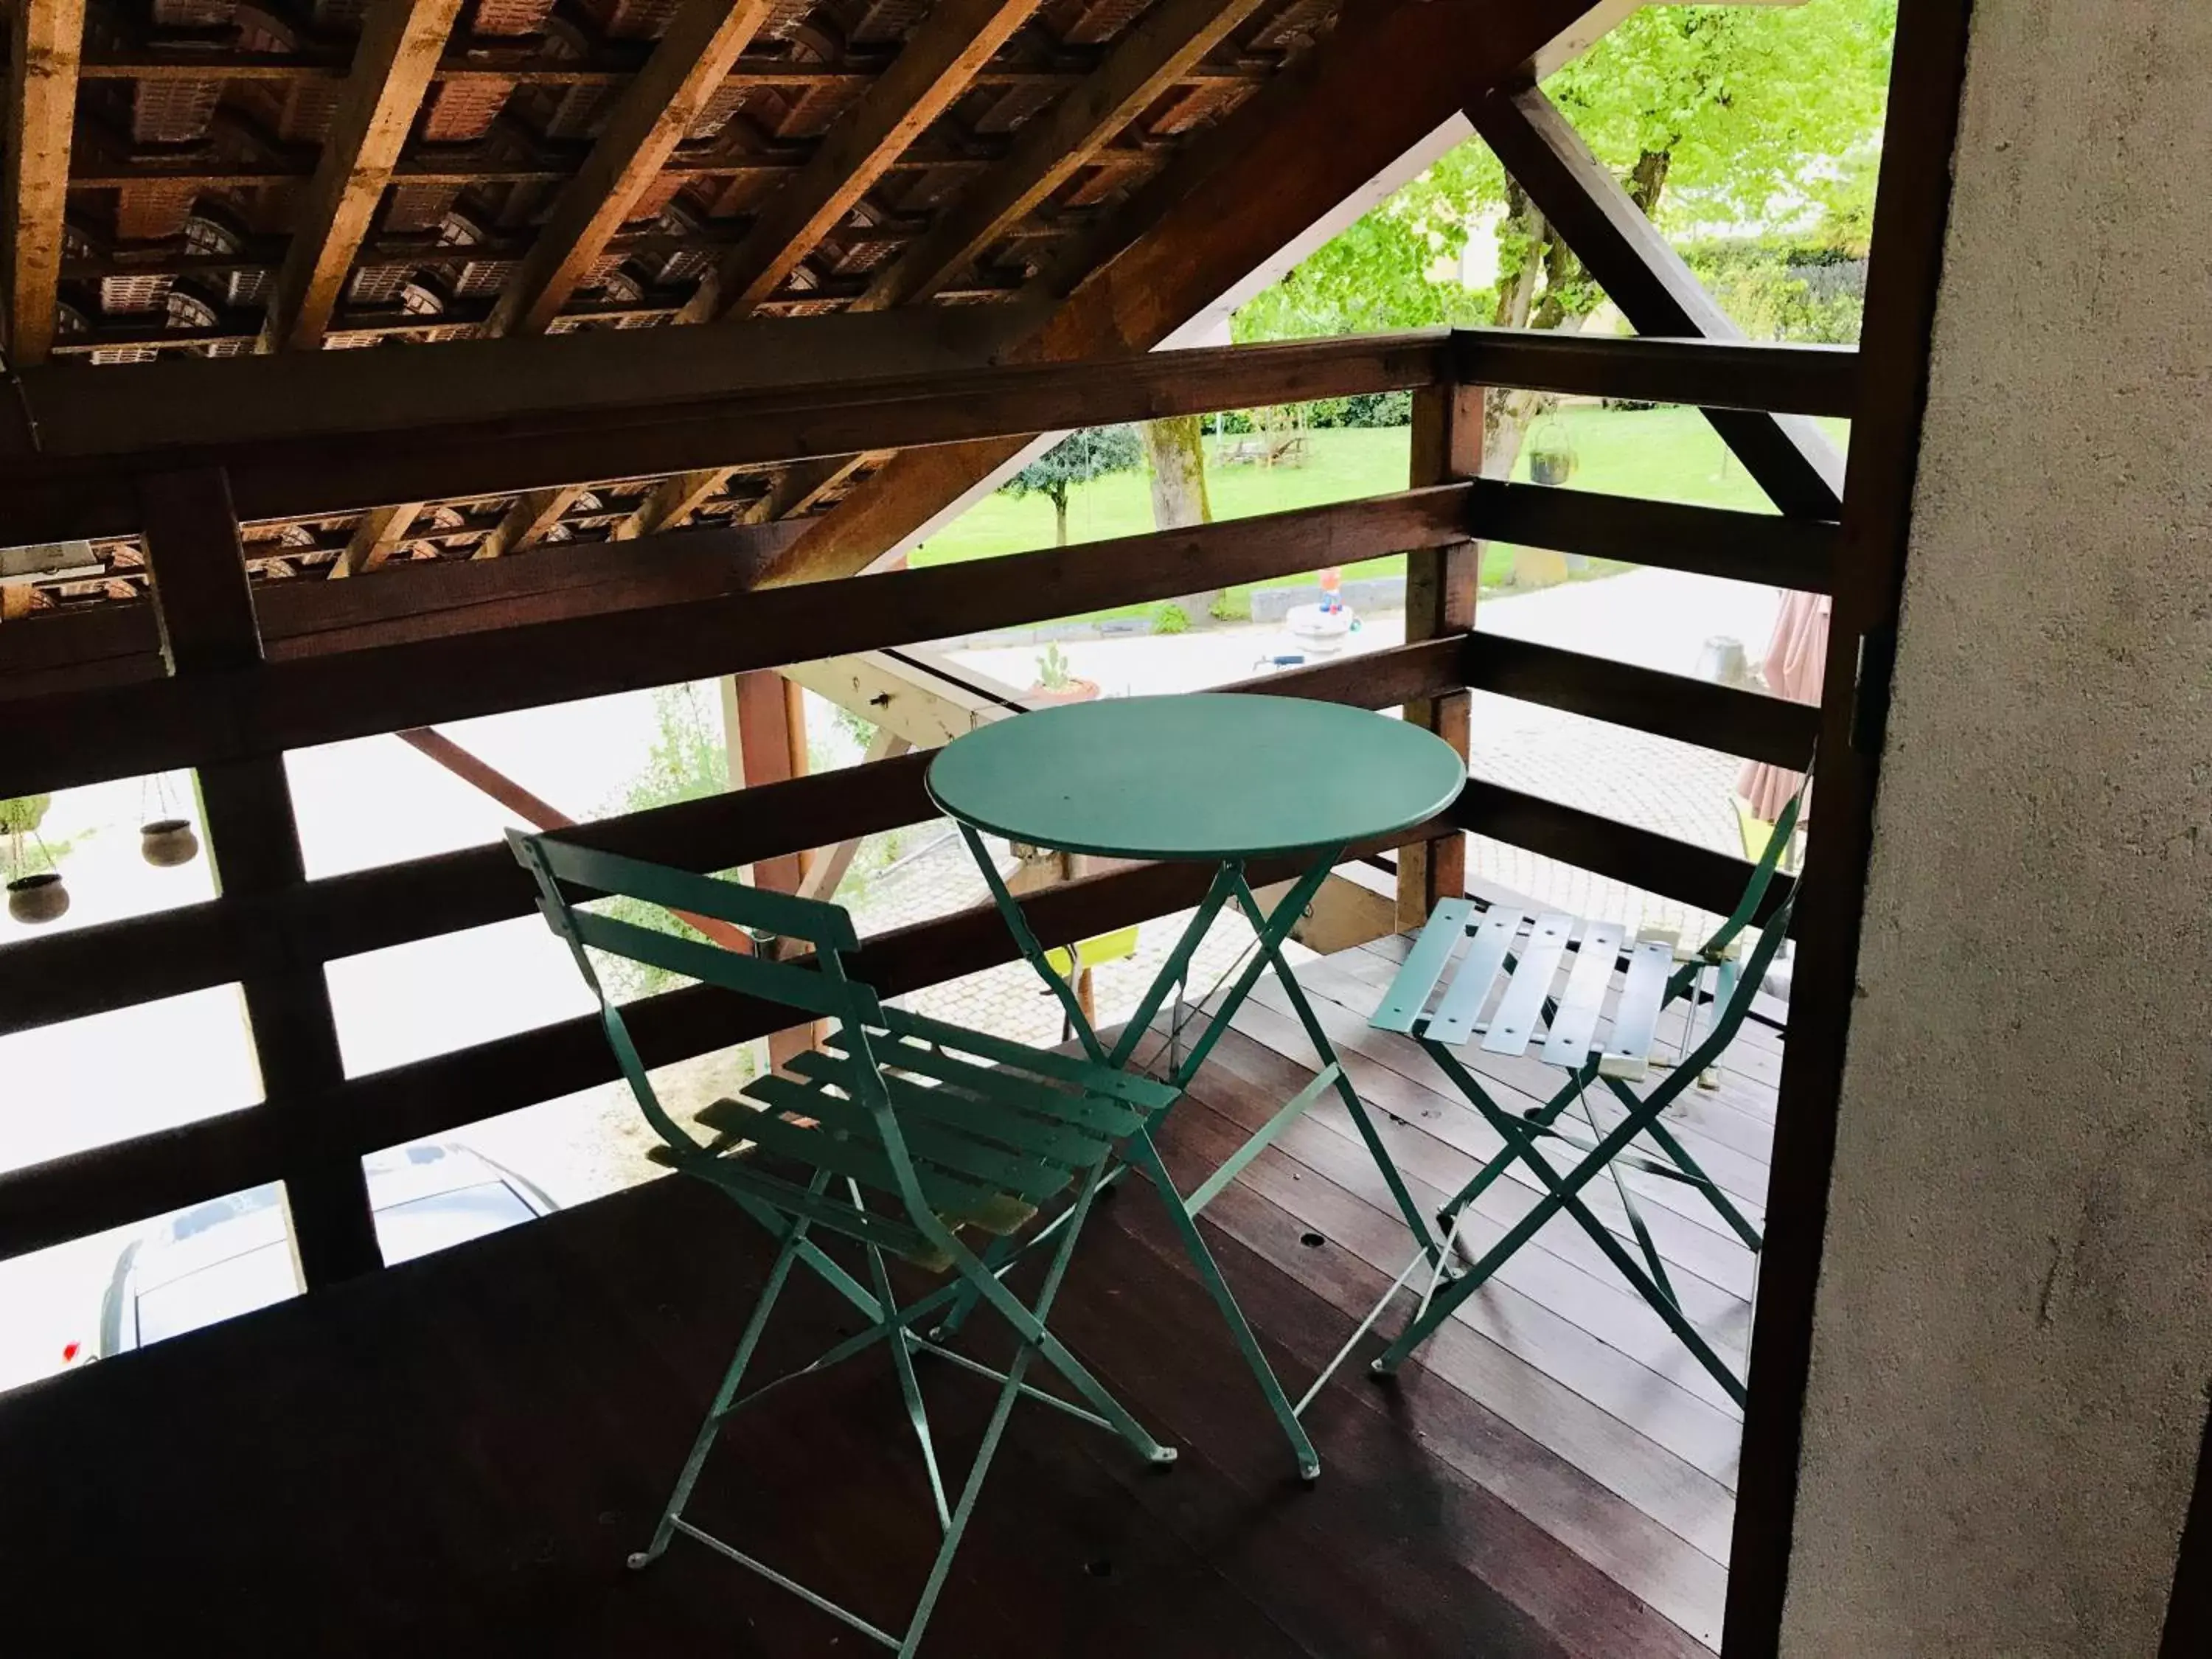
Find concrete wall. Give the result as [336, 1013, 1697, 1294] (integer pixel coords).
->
[1781, 3, 2212, 1653]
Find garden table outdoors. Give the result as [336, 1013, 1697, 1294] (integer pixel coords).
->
[927, 693, 1465, 1478]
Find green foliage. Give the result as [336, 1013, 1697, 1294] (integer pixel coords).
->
[1001, 425, 1143, 504]
[594, 685, 731, 998]
[1034, 642, 1075, 690]
[1232, 0, 1896, 345]
[1208, 591, 1251, 623]
[1683, 239, 1866, 343]
[1551, 1, 1896, 237]
[0, 795, 52, 837]
[1151, 603, 1190, 636]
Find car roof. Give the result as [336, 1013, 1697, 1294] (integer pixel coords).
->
[128, 1143, 520, 1295]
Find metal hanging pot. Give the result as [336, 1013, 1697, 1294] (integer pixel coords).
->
[7, 872, 69, 925]
[140, 818, 201, 867]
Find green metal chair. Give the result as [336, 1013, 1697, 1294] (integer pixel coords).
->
[510, 831, 1180, 1657]
[1342, 779, 1806, 1408]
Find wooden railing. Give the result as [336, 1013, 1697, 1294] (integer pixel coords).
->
[0, 326, 1834, 1275]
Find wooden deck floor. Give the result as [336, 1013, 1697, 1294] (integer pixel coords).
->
[0, 932, 1774, 1658]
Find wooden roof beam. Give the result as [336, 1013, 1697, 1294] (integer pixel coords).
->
[4, 0, 87, 368]
[1470, 81, 1845, 517]
[475, 486, 583, 559]
[759, 0, 1613, 588]
[632, 0, 1247, 540]
[678, 0, 1046, 325]
[330, 501, 425, 578]
[598, 0, 1044, 545]
[858, 0, 1270, 314]
[485, 0, 778, 338]
[258, 0, 465, 353]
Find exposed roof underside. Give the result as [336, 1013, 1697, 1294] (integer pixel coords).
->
[1, 0, 1364, 608]
[2, 0, 1660, 617]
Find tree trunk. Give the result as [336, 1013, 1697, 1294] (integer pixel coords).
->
[1143, 415, 1219, 621]
[1048, 484, 1069, 547]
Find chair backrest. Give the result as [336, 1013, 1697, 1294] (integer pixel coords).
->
[1699, 751, 1814, 964]
[1675, 873, 1798, 1085]
[509, 831, 890, 1161]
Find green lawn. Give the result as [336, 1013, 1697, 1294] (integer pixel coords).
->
[912, 408, 1850, 622]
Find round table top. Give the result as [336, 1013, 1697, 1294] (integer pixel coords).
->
[926, 693, 1467, 862]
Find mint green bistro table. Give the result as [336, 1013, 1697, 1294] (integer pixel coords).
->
[927, 693, 1467, 1478]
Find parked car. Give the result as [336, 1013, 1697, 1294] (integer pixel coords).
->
[77, 1142, 557, 1360]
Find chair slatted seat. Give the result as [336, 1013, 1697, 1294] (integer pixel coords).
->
[510, 830, 1180, 1657]
[1377, 909, 1676, 1079]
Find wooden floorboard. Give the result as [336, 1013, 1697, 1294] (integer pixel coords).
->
[0, 933, 1767, 1655]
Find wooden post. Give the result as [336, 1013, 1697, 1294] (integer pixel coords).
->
[723, 669, 815, 1066]
[1397, 381, 1482, 931]
[138, 468, 383, 1287]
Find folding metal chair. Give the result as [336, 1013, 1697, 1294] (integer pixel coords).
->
[1345, 782, 1804, 1408]
[511, 832, 1180, 1658]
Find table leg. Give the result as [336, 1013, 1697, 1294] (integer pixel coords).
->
[1221, 866, 1445, 1270]
[955, 821, 1106, 1063]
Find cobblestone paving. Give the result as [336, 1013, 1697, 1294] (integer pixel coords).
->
[838, 821, 1286, 1056]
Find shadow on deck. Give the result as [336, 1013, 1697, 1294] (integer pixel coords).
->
[0, 934, 1775, 1658]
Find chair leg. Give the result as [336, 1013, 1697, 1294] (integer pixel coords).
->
[1126, 1127, 1321, 1481]
[630, 1189, 824, 1569]
[860, 1222, 950, 1532]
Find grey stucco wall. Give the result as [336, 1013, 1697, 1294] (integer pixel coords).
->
[1780, 3, 2212, 1654]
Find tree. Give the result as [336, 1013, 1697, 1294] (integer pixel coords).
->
[1232, 0, 1896, 497]
[1000, 425, 1143, 546]
[1141, 414, 1218, 620]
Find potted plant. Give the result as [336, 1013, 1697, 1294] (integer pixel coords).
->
[1025, 644, 1101, 707]
[1, 793, 69, 925]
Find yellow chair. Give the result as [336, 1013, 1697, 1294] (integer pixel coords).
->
[1045, 925, 1141, 1031]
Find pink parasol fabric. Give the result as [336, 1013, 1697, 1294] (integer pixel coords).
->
[1736, 590, 1831, 823]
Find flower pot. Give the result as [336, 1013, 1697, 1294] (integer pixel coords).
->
[1023, 677, 1102, 707]
[7, 872, 69, 925]
[140, 818, 201, 867]
[1528, 451, 1575, 487]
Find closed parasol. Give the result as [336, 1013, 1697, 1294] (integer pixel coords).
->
[1737, 589, 1830, 823]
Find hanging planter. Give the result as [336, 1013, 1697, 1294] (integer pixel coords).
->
[140, 818, 201, 867]
[7, 872, 69, 925]
[139, 773, 201, 869]
[1526, 415, 1580, 488]
[1, 792, 67, 926]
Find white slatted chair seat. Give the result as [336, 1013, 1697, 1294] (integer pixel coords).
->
[1371, 899, 1680, 1081]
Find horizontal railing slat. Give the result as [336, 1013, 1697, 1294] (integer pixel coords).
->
[1459, 633, 1820, 768]
[0, 638, 1467, 1036]
[1453, 329, 1857, 418]
[1454, 777, 1796, 928]
[1464, 478, 1839, 592]
[0, 486, 1474, 798]
[0, 329, 1854, 544]
[0, 333, 1456, 543]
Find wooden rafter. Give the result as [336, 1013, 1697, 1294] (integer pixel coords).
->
[858, 0, 1271, 313]
[552, 0, 1046, 550]
[475, 487, 584, 560]
[757, 0, 1609, 588]
[1471, 82, 1846, 517]
[331, 501, 424, 579]
[4, 0, 87, 369]
[677, 0, 1046, 325]
[258, 0, 465, 353]
[484, 0, 778, 339]
[628, 0, 1261, 543]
